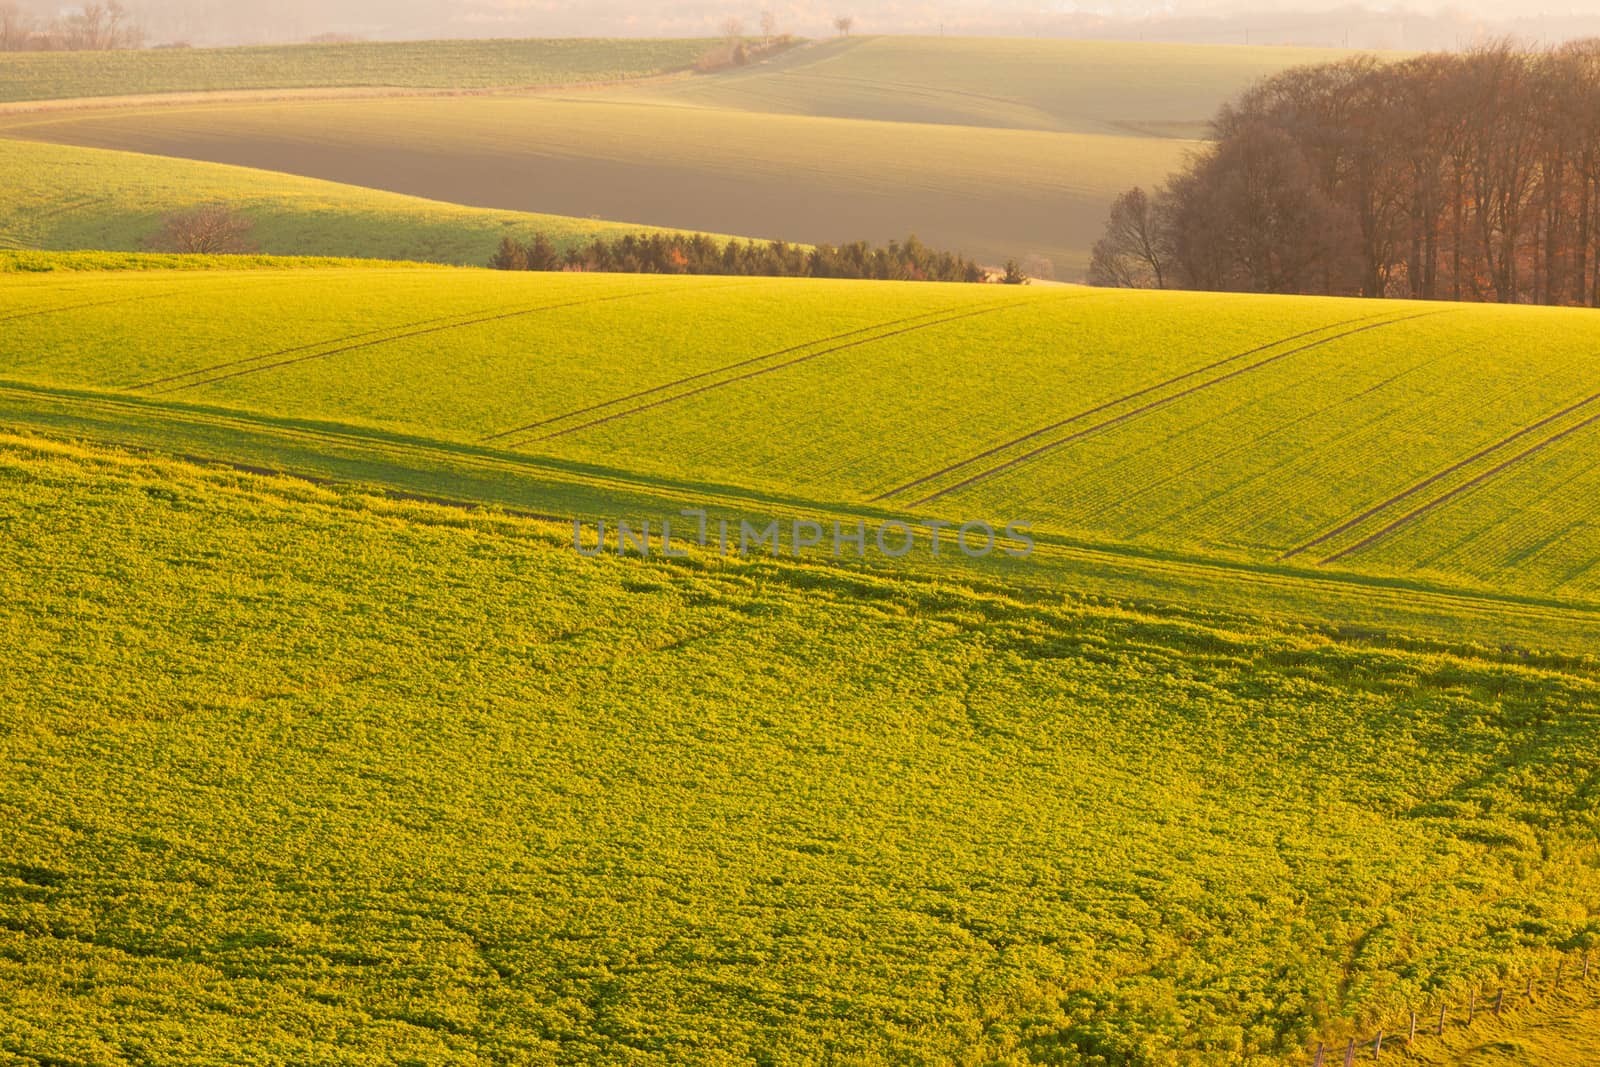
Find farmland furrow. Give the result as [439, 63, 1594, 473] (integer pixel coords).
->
[481, 301, 998, 444]
[151, 282, 755, 395]
[905, 311, 1446, 507]
[868, 311, 1393, 504]
[525, 296, 1036, 444]
[1283, 385, 1600, 561]
[1320, 410, 1600, 566]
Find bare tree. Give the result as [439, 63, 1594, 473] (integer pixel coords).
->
[53, 1, 141, 50]
[0, 2, 32, 51]
[721, 16, 743, 42]
[148, 205, 258, 255]
[834, 15, 854, 37]
[759, 10, 778, 46]
[1088, 187, 1169, 288]
[1092, 42, 1600, 306]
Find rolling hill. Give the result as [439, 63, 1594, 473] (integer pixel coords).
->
[4, 32, 1597, 1064]
[0, 90, 1183, 277]
[615, 35, 1355, 137]
[0, 138, 737, 265]
[0, 420, 1596, 1065]
[0, 36, 1348, 277]
[5, 265, 1600, 613]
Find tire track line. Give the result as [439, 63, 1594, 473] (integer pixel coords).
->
[870, 312, 1393, 503]
[0, 289, 189, 325]
[1282, 386, 1600, 561]
[481, 300, 1018, 443]
[1319, 409, 1600, 566]
[905, 310, 1449, 508]
[525, 296, 1036, 445]
[132, 302, 532, 390]
[151, 282, 755, 395]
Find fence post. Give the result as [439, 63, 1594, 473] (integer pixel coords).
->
[1468, 990, 1475, 1023]
[1407, 1011, 1416, 1046]
[1556, 959, 1563, 987]
[1373, 1031, 1383, 1058]
[1313, 1042, 1325, 1067]
[1495, 988, 1504, 1016]
[1586, 953, 1592, 980]
[1343, 1037, 1355, 1067]
[1526, 973, 1534, 999]
[1437, 1003, 1446, 1035]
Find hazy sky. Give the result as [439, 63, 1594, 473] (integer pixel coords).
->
[62, 1, 1600, 46]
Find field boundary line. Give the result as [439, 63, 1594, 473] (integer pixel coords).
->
[1319, 408, 1600, 566]
[480, 299, 1015, 444]
[869, 311, 1394, 504]
[1282, 386, 1600, 562]
[149, 280, 758, 395]
[905, 310, 1449, 507]
[524, 295, 1042, 444]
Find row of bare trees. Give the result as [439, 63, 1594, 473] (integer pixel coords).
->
[1091, 42, 1600, 306]
[0, 1, 142, 51]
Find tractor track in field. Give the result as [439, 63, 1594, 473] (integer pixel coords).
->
[879, 311, 1434, 508]
[1318, 408, 1600, 566]
[481, 300, 1015, 444]
[868, 311, 1393, 504]
[1, 273, 315, 329]
[147, 282, 753, 395]
[0, 288, 189, 325]
[133, 302, 534, 391]
[6, 378, 1600, 634]
[522, 295, 1038, 445]
[1282, 386, 1600, 562]
[905, 309, 1448, 507]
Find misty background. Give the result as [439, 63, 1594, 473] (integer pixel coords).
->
[11, 1, 1600, 51]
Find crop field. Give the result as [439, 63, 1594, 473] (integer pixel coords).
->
[0, 37, 714, 104]
[3, 31, 1599, 1061]
[0, 34, 1316, 277]
[619, 35, 1354, 137]
[0, 139, 717, 265]
[0, 91, 1185, 276]
[6, 266, 1600, 615]
[1, 429, 1598, 1065]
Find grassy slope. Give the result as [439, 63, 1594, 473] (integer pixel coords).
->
[0, 38, 715, 104]
[0, 430, 1597, 1066]
[0, 139, 732, 265]
[5, 267, 1600, 613]
[624, 35, 1354, 136]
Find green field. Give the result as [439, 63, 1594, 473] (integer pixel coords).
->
[5, 266, 1600, 612]
[0, 37, 714, 104]
[0, 139, 732, 265]
[1, 427, 1597, 1064]
[3, 31, 1598, 1060]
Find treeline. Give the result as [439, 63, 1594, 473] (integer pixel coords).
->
[1090, 42, 1600, 305]
[0, 1, 142, 51]
[490, 232, 996, 283]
